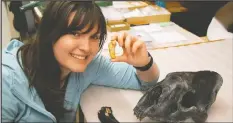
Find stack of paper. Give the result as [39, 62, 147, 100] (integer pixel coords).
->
[100, 6, 124, 20]
[112, 1, 133, 9]
[112, 1, 147, 9]
[139, 5, 170, 15]
[150, 31, 187, 44]
[123, 9, 143, 18]
[147, 23, 163, 32]
[139, 6, 159, 15]
[131, 23, 162, 32]
[128, 29, 155, 49]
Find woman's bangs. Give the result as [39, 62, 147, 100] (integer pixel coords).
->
[67, 6, 103, 35]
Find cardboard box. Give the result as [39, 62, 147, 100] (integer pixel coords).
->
[106, 22, 130, 32]
[106, 19, 126, 25]
[126, 14, 170, 25]
[125, 5, 171, 25]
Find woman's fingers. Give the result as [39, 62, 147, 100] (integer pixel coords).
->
[125, 35, 134, 54]
[117, 31, 127, 47]
[111, 31, 143, 56]
[132, 40, 144, 54]
[111, 33, 118, 41]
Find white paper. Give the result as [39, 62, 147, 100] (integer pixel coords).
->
[129, 2, 142, 6]
[113, 1, 147, 8]
[139, 6, 158, 15]
[138, 5, 168, 15]
[112, 1, 132, 9]
[150, 31, 187, 43]
[131, 24, 162, 32]
[131, 26, 144, 31]
[101, 6, 125, 20]
[123, 9, 143, 18]
[129, 29, 154, 43]
[146, 24, 163, 32]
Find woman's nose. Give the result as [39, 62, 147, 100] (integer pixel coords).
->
[79, 37, 91, 52]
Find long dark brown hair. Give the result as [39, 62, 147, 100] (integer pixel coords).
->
[16, 1, 107, 120]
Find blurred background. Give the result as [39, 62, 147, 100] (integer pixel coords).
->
[2, 1, 233, 48]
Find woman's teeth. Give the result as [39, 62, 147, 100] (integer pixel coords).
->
[71, 54, 86, 60]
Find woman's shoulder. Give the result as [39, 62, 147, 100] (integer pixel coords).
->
[3, 39, 24, 53]
[2, 39, 24, 69]
[2, 39, 28, 87]
[2, 40, 34, 109]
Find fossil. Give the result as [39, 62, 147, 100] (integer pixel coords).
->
[134, 71, 223, 123]
[108, 40, 117, 59]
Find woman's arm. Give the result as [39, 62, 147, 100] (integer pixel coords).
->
[136, 57, 160, 83]
[87, 54, 159, 90]
[2, 66, 19, 122]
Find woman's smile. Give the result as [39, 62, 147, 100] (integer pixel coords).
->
[70, 53, 88, 60]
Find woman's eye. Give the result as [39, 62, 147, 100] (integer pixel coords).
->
[74, 33, 81, 37]
[92, 35, 100, 40]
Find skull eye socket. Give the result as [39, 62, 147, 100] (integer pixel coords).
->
[181, 91, 197, 108]
[180, 71, 220, 109]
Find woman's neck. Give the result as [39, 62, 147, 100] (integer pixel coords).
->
[60, 67, 71, 88]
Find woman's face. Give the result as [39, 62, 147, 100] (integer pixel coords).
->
[53, 13, 101, 73]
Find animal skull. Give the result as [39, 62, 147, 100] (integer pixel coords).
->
[134, 71, 223, 123]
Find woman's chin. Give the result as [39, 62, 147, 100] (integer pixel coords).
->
[69, 66, 87, 73]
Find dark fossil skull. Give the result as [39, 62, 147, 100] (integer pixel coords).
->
[134, 71, 223, 123]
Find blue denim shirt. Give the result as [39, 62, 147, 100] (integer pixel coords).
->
[2, 40, 158, 122]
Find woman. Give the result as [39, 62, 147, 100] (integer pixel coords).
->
[2, 1, 160, 122]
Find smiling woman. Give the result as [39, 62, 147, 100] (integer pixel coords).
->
[16, 1, 106, 120]
[2, 1, 160, 122]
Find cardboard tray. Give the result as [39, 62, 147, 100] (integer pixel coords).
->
[106, 22, 130, 32]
